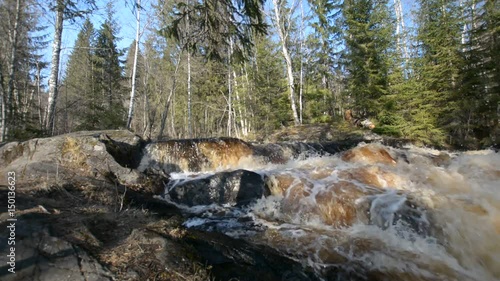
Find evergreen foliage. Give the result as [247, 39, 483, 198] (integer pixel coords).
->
[92, 5, 126, 129]
[1, 0, 497, 149]
[343, 0, 394, 118]
[62, 18, 96, 130]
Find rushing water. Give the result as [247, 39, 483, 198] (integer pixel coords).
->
[161, 143, 500, 281]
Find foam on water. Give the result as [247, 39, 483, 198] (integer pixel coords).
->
[161, 143, 500, 280]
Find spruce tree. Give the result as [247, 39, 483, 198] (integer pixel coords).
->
[457, 0, 499, 147]
[63, 18, 96, 131]
[343, 0, 394, 118]
[93, 4, 125, 129]
[412, 0, 462, 144]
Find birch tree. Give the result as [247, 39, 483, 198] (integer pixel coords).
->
[394, 0, 409, 67]
[126, 0, 141, 129]
[45, 0, 95, 135]
[272, 0, 300, 125]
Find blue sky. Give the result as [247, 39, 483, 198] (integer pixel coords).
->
[41, 0, 148, 79]
[41, 0, 417, 82]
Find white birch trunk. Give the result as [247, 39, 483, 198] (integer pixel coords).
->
[299, 0, 304, 124]
[126, 0, 141, 130]
[272, 0, 300, 125]
[227, 59, 232, 136]
[394, 0, 409, 65]
[233, 69, 248, 136]
[187, 50, 192, 137]
[36, 62, 42, 129]
[45, 0, 64, 135]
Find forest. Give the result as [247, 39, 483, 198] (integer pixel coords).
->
[0, 0, 498, 149]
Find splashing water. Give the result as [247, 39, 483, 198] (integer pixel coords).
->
[163, 142, 500, 281]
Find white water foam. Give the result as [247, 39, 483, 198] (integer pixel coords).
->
[161, 143, 500, 280]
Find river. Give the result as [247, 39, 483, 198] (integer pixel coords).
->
[160, 142, 499, 281]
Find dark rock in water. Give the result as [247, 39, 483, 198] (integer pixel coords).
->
[184, 230, 320, 281]
[367, 193, 432, 237]
[168, 169, 269, 206]
[431, 152, 452, 167]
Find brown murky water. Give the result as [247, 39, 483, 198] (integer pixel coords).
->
[163, 143, 500, 281]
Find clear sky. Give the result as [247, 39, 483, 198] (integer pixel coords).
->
[40, 0, 416, 83]
[40, 0, 147, 81]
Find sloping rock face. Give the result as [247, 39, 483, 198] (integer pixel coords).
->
[168, 170, 268, 206]
[138, 137, 255, 174]
[139, 137, 369, 174]
[0, 130, 147, 186]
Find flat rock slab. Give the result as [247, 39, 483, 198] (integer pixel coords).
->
[0, 215, 113, 281]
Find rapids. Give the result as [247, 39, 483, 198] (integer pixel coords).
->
[160, 142, 500, 281]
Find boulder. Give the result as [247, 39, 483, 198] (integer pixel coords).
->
[341, 143, 397, 166]
[138, 138, 254, 173]
[168, 169, 269, 206]
[0, 130, 149, 187]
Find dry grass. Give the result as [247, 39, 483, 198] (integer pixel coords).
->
[61, 137, 90, 171]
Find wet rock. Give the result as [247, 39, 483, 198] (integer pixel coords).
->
[139, 137, 254, 173]
[431, 152, 452, 167]
[168, 169, 269, 206]
[184, 230, 320, 281]
[342, 143, 397, 166]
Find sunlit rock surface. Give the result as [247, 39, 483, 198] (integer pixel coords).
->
[1, 130, 499, 281]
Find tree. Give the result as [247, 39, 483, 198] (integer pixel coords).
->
[165, 0, 267, 61]
[411, 0, 462, 144]
[62, 18, 96, 131]
[92, 3, 125, 129]
[126, 0, 141, 130]
[45, 0, 95, 135]
[456, 0, 500, 147]
[0, 0, 47, 140]
[272, 0, 300, 125]
[343, 0, 394, 118]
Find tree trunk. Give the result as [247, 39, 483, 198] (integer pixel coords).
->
[394, 0, 409, 68]
[235, 68, 248, 136]
[46, 0, 64, 135]
[0, 69, 6, 141]
[272, 0, 300, 125]
[299, 0, 304, 124]
[126, 0, 141, 130]
[186, 0, 192, 137]
[7, 0, 22, 122]
[227, 63, 233, 137]
[158, 52, 181, 139]
[36, 62, 42, 129]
